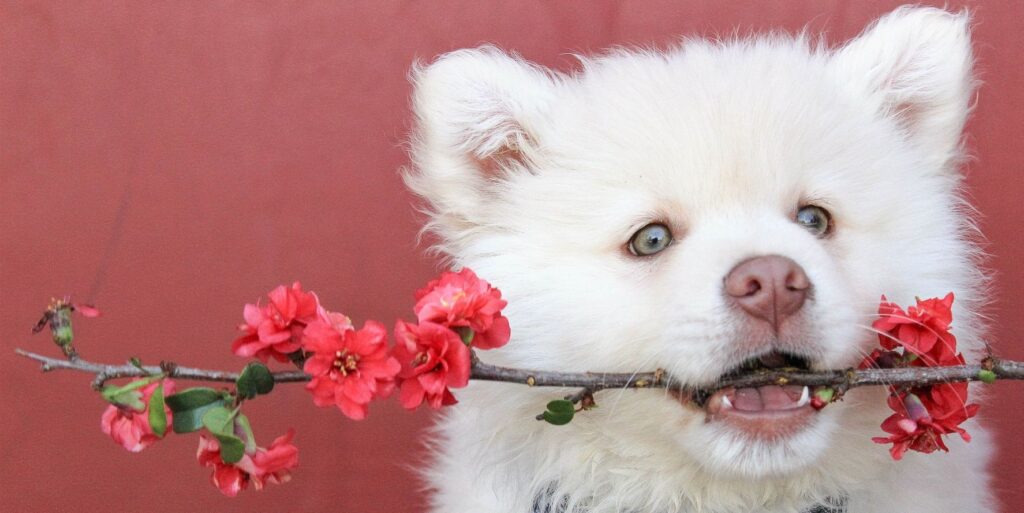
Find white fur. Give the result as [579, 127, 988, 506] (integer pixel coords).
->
[405, 6, 994, 513]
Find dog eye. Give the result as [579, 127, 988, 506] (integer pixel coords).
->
[795, 205, 832, 237]
[628, 223, 673, 256]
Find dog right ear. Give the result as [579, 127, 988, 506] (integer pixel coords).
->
[832, 7, 974, 170]
[406, 47, 560, 242]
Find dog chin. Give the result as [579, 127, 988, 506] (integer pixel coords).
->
[670, 399, 838, 479]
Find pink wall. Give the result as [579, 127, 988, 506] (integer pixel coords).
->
[2, 1, 1021, 511]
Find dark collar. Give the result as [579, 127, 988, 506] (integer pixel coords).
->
[533, 492, 848, 513]
[803, 497, 847, 513]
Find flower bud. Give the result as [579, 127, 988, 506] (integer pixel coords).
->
[902, 393, 931, 423]
[896, 418, 919, 434]
[874, 350, 901, 369]
[810, 387, 835, 410]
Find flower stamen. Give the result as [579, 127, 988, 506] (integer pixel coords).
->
[332, 351, 360, 376]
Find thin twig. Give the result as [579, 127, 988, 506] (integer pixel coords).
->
[15, 348, 1024, 394]
[14, 349, 310, 389]
[469, 356, 1024, 394]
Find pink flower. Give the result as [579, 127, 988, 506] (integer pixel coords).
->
[251, 430, 300, 486]
[197, 429, 299, 497]
[100, 379, 176, 452]
[414, 268, 511, 350]
[73, 303, 102, 318]
[320, 310, 354, 333]
[392, 320, 472, 409]
[872, 382, 979, 460]
[232, 282, 325, 363]
[197, 435, 250, 497]
[873, 293, 958, 366]
[867, 294, 979, 460]
[302, 319, 400, 420]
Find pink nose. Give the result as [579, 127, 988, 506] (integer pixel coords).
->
[724, 255, 810, 330]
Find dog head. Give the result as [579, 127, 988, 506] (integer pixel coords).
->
[406, 6, 982, 481]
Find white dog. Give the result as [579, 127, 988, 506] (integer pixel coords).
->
[404, 6, 994, 513]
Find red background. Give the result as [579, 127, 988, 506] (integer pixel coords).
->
[2, 1, 1021, 511]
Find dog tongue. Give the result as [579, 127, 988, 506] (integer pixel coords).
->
[733, 385, 803, 412]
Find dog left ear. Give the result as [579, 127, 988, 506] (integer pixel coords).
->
[405, 47, 561, 246]
[832, 7, 975, 168]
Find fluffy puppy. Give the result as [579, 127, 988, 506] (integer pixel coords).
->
[404, 6, 994, 513]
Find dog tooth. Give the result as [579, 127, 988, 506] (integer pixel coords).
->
[795, 386, 810, 407]
[721, 395, 733, 409]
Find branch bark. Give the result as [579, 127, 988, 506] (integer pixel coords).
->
[16, 348, 1024, 396]
[14, 349, 310, 389]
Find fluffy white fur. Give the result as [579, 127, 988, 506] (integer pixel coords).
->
[405, 7, 994, 513]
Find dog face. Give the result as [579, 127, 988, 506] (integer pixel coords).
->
[407, 7, 980, 481]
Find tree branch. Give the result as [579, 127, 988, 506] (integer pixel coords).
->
[469, 356, 1024, 398]
[14, 349, 310, 389]
[16, 348, 1024, 397]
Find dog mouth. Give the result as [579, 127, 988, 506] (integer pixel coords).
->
[684, 351, 819, 438]
[691, 350, 814, 407]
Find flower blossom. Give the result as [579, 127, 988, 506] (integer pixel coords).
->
[100, 379, 176, 452]
[866, 293, 980, 459]
[872, 293, 958, 365]
[414, 268, 511, 350]
[392, 320, 472, 409]
[197, 429, 299, 497]
[302, 319, 400, 420]
[232, 282, 325, 363]
[872, 380, 980, 460]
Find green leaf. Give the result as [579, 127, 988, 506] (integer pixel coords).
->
[455, 326, 475, 346]
[129, 357, 144, 370]
[53, 325, 74, 346]
[542, 399, 575, 426]
[236, 362, 275, 400]
[214, 433, 246, 464]
[202, 406, 246, 464]
[165, 387, 223, 412]
[546, 399, 575, 414]
[978, 369, 997, 384]
[148, 383, 167, 438]
[542, 409, 574, 426]
[201, 406, 238, 436]
[101, 375, 162, 402]
[814, 387, 836, 403]
[101, 375, 168, 410]
[235, 413, 257, 453]
[102, 386, 144, 410]
[170, 400, 225, 434]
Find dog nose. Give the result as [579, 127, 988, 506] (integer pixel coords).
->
[724, 255, 810, 330]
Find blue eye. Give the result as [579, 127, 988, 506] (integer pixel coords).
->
[795, 205, 832, 237]
[628, 223, 673, 256]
